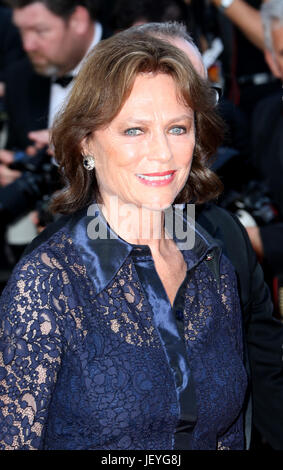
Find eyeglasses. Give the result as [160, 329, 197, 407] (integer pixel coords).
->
[210, 85, 223, 105]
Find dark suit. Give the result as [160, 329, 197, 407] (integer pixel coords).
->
[0, 6, 25, 83]
[4, 57, 50, 150]
[251, 92, 283, 276]
[197, 203, 283, 450]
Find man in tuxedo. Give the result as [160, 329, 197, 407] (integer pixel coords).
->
[0, 0, 108, 183]
[0, 1, 110, 282]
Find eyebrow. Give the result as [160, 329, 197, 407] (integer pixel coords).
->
[122, 114, 194, 126]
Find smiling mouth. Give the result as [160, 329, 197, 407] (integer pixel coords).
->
[136, 171, 176, 181]
[136, 170, 176, 186]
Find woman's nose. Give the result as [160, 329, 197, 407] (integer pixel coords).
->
[147, 131, 173, 162]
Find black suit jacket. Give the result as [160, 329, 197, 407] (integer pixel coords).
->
[197, 203, 283, 450]
[251, 92, 283, 276]
[0, 6, 25, 82]
[4, 57, 50, 150]
[252, 92, 283, 216]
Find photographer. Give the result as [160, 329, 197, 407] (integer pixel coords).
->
[0, 0, 110, 284]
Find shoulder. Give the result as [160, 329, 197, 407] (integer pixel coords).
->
[4, 57, 50, 91]
[0, 215, 87, 345]
[4, 57, 34, 79]
[3, 214, 83, 305]
[196, 203, 254, 268]
[23, 214, 73, 257]
[196, 203, 250, 244]
[0, 7, 13, 38]
[196, 203, 256, 306]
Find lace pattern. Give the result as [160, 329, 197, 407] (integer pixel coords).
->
[0, 226, 247, 449]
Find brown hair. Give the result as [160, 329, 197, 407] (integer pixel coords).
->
[50, 32, 223, 214]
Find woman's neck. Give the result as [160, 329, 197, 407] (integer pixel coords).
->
[101, 197, 169, 254]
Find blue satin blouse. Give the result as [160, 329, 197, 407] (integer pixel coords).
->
[0, 204, 247, 450]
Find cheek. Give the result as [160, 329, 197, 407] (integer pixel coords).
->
[94, 141, 137, 181]
[176, 138, 195, 168]
[51, 31, 72, 56]
[183, 149, 194, 167]
[105, 142, 142, 170]
[116, 145, 141, 167]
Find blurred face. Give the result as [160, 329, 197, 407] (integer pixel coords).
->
[13, 2, 85, 76]
[83, 73, 195, 212]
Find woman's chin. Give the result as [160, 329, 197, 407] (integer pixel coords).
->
[140, 198, 175, 212]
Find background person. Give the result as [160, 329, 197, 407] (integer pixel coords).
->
[246, 0, 283, 298]
[208, 0, 281, 118]
[1, 0, 105, 162]
[209, 0, 267, 49]
[0, 0, 109, 288]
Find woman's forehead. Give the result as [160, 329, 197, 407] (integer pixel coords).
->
[113, 73, 193, 120]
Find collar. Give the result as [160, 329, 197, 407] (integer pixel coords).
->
[68, 203, 222, 295]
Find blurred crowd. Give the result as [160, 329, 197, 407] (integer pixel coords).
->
[0, 0, 282, 446]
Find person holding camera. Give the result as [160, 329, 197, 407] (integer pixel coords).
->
[0, 1, 110, 279]
[0, 0, 110, 187]
[1, 0, 106, 154]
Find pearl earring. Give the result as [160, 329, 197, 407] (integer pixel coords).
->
[82, 154, 95, 171]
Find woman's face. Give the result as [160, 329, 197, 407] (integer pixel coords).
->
[84, 73, 195, 212]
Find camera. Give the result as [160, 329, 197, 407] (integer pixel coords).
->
[0, 147, 60, 226]
[220, 180, 279, 226]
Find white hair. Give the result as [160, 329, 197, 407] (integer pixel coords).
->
[261, 0, 283, 51]
[125, 21, 206, 76]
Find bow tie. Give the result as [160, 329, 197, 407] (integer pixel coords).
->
[54, 75, 74, 87]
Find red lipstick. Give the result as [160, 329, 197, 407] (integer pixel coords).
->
[136, 170, 176, 187]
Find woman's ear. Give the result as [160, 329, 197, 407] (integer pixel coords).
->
[80, 136, 91, 156]
[68, 6, 90, 35]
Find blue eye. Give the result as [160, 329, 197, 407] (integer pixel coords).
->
[124, 128, 143, 136]
[169, 126, 186, 135]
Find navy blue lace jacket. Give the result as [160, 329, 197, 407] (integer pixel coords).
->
[0, 205, 247, 450]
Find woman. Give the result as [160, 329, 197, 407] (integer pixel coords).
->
[0, 33, 247, 450]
